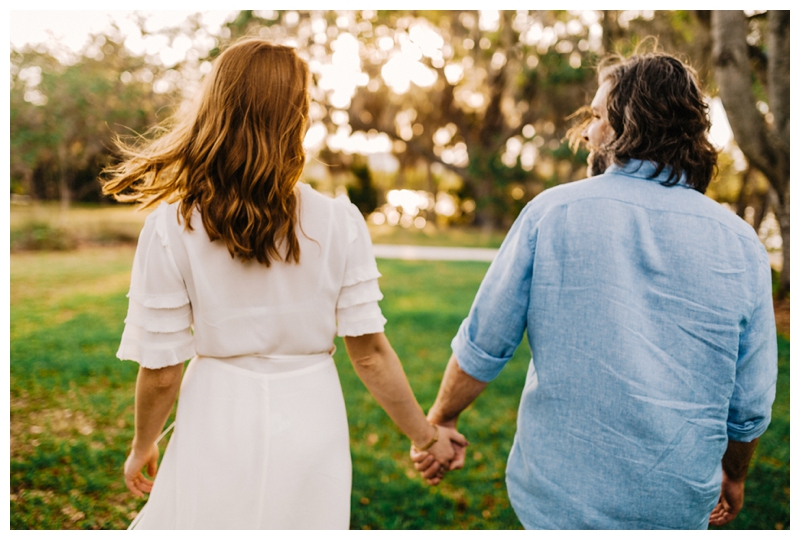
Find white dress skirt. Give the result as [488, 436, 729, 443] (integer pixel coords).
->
[130, 354, 351, 529]
[117, 183, 387, 529]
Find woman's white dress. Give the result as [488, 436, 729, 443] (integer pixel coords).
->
[117, 183, 387, 529]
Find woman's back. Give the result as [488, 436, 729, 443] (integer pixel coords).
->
[120, 182, 385, 366]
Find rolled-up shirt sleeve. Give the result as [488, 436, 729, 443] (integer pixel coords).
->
[727, 248, 778, 442]
[452, 205, 536, 382]
[117, 205, 195, 369]
[336, 201, 387, 337]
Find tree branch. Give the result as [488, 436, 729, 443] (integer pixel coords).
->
[431, 64, 473, 148]
[405, 138, 470, 180]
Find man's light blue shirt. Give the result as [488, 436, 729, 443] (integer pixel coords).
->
[452, 160, 777, 529]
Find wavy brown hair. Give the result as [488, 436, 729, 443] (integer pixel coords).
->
[102, 39, 310, 266]
[569, 48, 718, 193]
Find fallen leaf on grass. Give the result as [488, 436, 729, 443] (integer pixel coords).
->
[61, 505, 85, 523]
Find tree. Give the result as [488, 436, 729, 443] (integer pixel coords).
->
[10, 17, 210, 207]
[221, 10, 599, 228]
[345, 11, 597, 228]
[711, 10, 789, 298]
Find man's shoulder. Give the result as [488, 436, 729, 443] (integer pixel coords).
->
[525, 172, 761, 246]
[519, 175, 619, 225]
[524, 177, 592, 209]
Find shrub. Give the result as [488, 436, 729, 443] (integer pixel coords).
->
[11, 222, 77, 252]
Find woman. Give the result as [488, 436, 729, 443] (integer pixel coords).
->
[102, 38, 465, 530]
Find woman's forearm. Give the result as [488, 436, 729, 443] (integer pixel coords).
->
[132, 364, 184, 452]
[344, 333, 436, 448]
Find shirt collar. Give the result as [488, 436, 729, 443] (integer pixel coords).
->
[605, 158, 688, 186]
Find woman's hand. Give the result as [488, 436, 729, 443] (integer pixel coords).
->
[411, 425, 468, 485]
[124, 443, 160, 497]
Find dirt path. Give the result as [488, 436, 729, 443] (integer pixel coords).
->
[373, 244, 497, 262]
[773, 298, 790, 338]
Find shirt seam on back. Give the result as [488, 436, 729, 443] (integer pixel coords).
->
[530, 193, 762, 247]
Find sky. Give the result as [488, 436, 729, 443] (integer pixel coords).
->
[10, 11, 237, 51]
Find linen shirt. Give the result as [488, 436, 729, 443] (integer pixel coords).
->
[451, 159, 777, 529]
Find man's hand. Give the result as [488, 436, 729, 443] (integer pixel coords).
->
[409, 422, 468, 485]
[408, 355, 486, 485]
[124, 443, 159, 498]
[708, 470, 745, 526]
[709, 438, 758, 526]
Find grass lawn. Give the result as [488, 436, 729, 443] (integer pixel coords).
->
[10, 247, 789, 530]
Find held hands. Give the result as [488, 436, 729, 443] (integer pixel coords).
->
[124, 442, 160, 498]
[410, 423, 468, 485]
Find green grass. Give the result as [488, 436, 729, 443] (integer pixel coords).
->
[366, 223, 507, 249]
[10, 248, 789, 530]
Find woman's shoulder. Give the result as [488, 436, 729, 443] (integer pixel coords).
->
[139, 201, 190, 247]
[298, 182, 359, 217]
[144, 200, 183, 222]
[298, 181, 340, 204]
[297, 183, 364, 243]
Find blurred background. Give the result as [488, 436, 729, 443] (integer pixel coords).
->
[10, 10, 790, 530]
[10, 10, 788, 287]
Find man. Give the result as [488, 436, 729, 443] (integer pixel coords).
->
[411, 51, 777, 529]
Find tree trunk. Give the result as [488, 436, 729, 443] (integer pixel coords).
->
[766, 10, 790, 298]
[23, 169, 36, 201]
[712, 10, 790, 298]
[751, 191, 768, 234]
[772, 189, 790, 298]
[734, 166, 752, 219]
[470, 175, 498, 233]
[601, 11, 621, 54]
[425, 160, 438, 227]
[57, 143, 71, 224]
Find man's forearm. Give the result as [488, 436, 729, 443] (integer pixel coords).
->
[722, 438, 759, 481]
[427, 354, 488, 425]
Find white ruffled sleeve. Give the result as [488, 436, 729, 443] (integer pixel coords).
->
[336, 201, 387, 337]
[117, 205, 195, 369]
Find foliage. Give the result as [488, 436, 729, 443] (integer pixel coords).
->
[10, 246, 789, 530]
[11, 34, 177, 204]
[10, 203, 150, 251]
[346, 157, 380, 215]
[10, 9, 789, 253]
[10, 222, 76, 251]
[221, 10, 602, 227]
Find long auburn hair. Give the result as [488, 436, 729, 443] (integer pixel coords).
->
[569, 47, 718, 193]
[102, 39, 309, 266]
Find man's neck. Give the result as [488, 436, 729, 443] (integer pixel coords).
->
[587, 147, 613, 177]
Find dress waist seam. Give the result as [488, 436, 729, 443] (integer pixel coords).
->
[195, 353, 334, 380]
